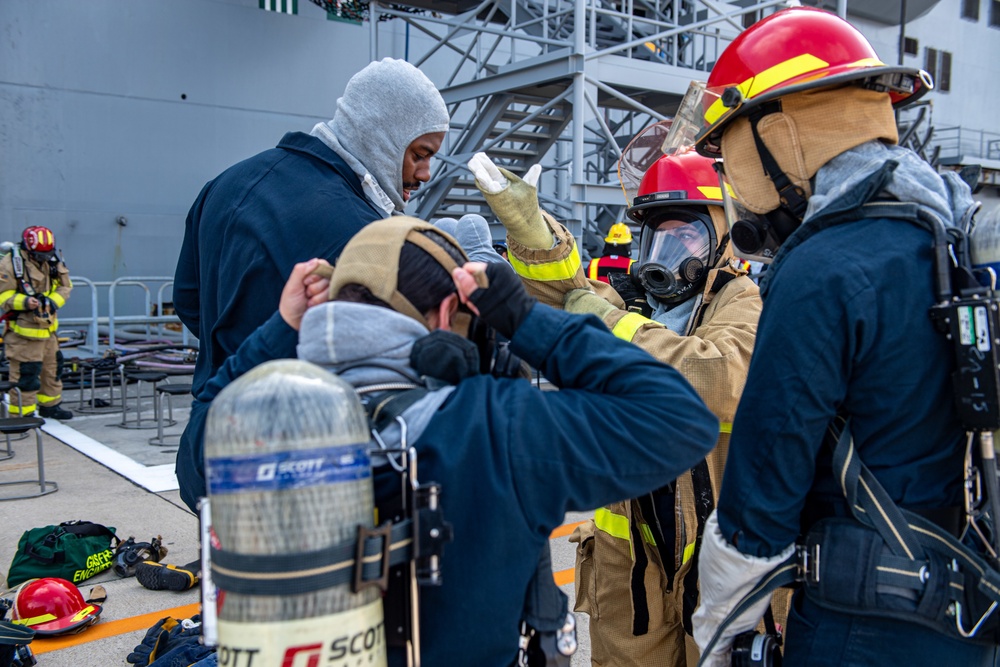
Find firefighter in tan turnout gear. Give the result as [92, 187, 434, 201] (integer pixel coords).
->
[467, 148, 780, 665]
[0, 226, 73, 419]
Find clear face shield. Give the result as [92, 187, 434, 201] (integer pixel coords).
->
[618, 119, 673, 206]
[662, 80, 730, 156]
[617, 81, 727, 205]
[636, 210, 715, 304]
[713, 161, 783, 264]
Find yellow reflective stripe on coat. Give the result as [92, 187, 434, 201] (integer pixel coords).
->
[9, 322, 51, 339]
[587, 258, 600, 281]
[682, 541, 696, 565]
[509, 245, 582, 282]
[48, 292, 67, 309]
[594, 507, 657, 546]
[719, 422, 732, 434]
[611, 312, 658, 342]
[0, 290, 18, 304]
[10, 293, 27, 310]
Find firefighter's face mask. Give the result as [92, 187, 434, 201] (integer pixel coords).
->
[714, 162, 788, 264]
[636, 210, 715, 304]
[27, 249, 55, 265]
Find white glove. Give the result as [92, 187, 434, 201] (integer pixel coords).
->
[467, 152, 541, 194]
[692, 511, 795, 667]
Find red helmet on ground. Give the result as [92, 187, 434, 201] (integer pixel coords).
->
[690, 7, 931, 156]
[11, 578, 102, 636]
[21, 226, 55, 253]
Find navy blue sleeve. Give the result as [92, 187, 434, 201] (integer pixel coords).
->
[503, 304, 719, 529]
[200, 310, 299, 403]
[173, 182, 211, 335]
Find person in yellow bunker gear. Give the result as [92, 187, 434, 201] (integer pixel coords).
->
[467, 148, 788, 665]
[0, 226, 73, 420]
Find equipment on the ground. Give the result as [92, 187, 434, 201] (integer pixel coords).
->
[0, 599, 35, 667]
[9, 578, 102, 636]
[112, 536, 167, 578]
[135, 560, 200, 592]
[125, 615, 210, 667]
[7, 521, 119, 587]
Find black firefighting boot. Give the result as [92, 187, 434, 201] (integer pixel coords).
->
[39, 404, 73, 420]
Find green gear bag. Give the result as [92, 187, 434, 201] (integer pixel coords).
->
[6, 521, 119, 587]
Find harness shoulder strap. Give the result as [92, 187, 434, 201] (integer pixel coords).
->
[365, 387, 429, 434]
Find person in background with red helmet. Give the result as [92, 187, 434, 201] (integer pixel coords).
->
[674, 7, 1000, 666]
[467, 146, 763, 665]
[0, 226, 73, 420]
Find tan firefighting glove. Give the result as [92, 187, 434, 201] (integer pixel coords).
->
[467, 152, 553, 249]
[563, 288, 618, 321]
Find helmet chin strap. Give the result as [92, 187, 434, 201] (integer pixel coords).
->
[748, 102, 809, 241]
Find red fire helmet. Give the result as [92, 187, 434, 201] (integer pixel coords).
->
[690, 7, 931, 156]
[11, 577, 102, 636]
[21, 226, 56, 253]
[626, 150, 726, 224]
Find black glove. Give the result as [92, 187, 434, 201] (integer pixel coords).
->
[126, 616, 178, 666]
[468, 261, 537, 340]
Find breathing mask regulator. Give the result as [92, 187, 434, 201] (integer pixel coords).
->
[713, 104, 808, 265]
[634, 209, 716, 305]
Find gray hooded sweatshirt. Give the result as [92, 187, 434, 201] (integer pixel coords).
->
[311, 58, 449, 216]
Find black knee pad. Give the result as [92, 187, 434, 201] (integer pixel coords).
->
[17, 361, 42, 392]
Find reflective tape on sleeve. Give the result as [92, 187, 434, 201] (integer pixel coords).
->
[509, 244, 582, 282]
[611, 312, 658, 341]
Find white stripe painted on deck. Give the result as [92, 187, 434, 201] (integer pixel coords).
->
[41, 420, 179, 492]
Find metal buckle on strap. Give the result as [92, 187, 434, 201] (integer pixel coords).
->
[796, 543, 821, 584]
[353, 522, 393, 594]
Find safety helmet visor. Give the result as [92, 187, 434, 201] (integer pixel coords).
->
[663, 81, 725, 157]
[636, 210, 714, 302]
[618, 120, 674, 206]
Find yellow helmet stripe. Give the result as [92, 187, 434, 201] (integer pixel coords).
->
[705, 53, 830, 124]
[696, 183, 735, 201]
[11, 613, 57, 626]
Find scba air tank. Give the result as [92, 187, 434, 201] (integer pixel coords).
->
[970, 205, 1000, 287]
[204, 359, 385, 667]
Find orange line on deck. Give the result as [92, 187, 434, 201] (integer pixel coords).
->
[553, 568, 574, 587]
[549, 520, 586, 540]
[31, 602, 201, 655]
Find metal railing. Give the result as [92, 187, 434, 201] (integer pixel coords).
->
[932, 126, 1000, 162]
[58, 276, 192, 355]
